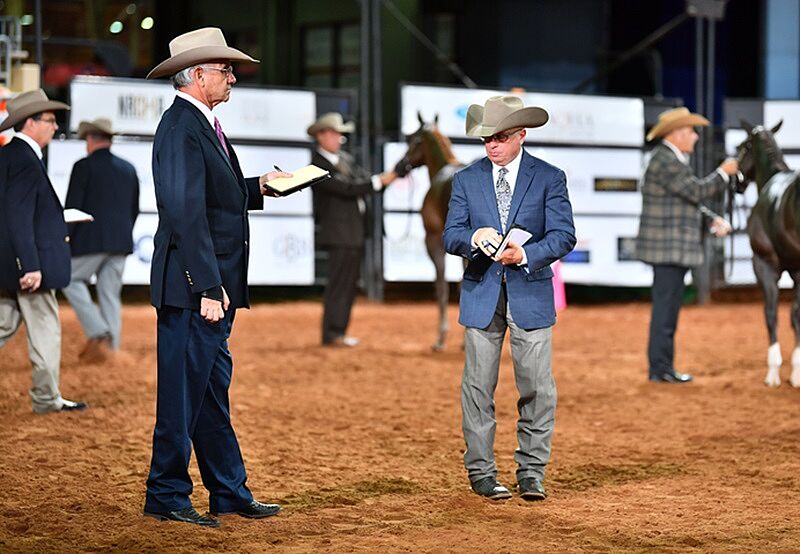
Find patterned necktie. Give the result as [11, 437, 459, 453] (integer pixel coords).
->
[495, 167, 512, 231]
[213, 117, 230, 158]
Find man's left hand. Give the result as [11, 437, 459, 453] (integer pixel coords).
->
[497, 241, 525, 265]
[710, 216, 732, 238]
[259, 170, 293, 197]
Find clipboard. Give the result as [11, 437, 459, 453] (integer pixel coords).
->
[264, 164, 331, 196]
[64, 208, 94, 224]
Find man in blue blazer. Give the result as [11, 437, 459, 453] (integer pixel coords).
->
[0, 89, 87, 414]
[444, 96, 575, 501]
[142, 28, 291, 528]
[63, 118, 140, 359]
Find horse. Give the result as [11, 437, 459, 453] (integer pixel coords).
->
[734, 119, 800, 387]
[393, 113, 464, 351]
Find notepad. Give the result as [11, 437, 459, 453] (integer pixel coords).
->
[264, 164, 331, 196]
[491, 227, 533, 261]
[64, 208, 94, 223]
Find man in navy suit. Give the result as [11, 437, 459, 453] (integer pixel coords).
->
[142, 27, 291, 528]
[0, 89, 88, 414]
[63, 118, 140, 360]
[444, 96, 575, 501]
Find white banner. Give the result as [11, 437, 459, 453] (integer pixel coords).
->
[69, 76, 315, 141]
[121, 213, 314, 286]
[383, 212, 464, 282]
[382, 142, 644, 215]
[764, 101, 800, 149]
[400, 84, 644, 147]
[48, 139, 313, 216]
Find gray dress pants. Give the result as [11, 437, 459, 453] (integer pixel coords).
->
[62, 253, 126, 349]
[0, 289, 65, 412]
[461, 284, 557, 484]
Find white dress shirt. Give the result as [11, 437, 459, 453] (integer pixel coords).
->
[662, 138, 729, 183]
[317, 147, 383, 192]
[176, 91, 215, 128]
[14, 131, 43, 159]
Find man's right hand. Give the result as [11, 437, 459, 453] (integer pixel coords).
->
[719, 158, 739, 176]
[200, 287, 229, 323]
[472, 227, 503, 257]
[19, 270, 42, 292]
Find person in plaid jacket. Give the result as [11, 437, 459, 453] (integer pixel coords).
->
[636, 107, 738, 383]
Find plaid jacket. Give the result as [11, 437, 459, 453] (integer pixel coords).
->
[635, 143, 727, 267]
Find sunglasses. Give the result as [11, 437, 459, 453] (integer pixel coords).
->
[481, 128, 522, 144]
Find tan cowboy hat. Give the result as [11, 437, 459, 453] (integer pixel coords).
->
[146, 27, 259, 80]
[307, 112, 355, 137]
[77, 117, 114, 139]
[0, 88, 69, 133]
[646, 107, 709, 142]
[465, 95, 548, 137]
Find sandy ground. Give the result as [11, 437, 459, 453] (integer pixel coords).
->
[1, 298, 800, 553]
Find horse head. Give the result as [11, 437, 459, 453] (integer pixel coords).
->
[735, 119, 785, 192]
[393, 112, 440, 177]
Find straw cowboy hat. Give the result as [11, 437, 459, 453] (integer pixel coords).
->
[0, 88, 69, 133]
[77, 117, 114, 139]
[465, 95, 548, 137]
[646, 107, 709, 142]
[146, 27, 259, 80]
[306, 112, 355, 137]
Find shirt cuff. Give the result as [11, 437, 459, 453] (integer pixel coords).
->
[716, 168, 730, 183]
[371, 175, 383, 191]
[519, 248, 528, 267]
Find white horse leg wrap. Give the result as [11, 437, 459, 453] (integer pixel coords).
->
[790, 346, 800, 388]
[765, 343, 782, 387]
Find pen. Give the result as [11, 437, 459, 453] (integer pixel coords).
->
[273, 164, 283, 172]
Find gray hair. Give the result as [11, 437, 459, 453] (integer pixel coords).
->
[170, 65, 199, 89]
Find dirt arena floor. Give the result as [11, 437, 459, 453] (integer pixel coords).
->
[2, 297, 800, 553]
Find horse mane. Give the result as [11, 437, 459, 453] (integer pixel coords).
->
[764, 134, 789, 171]
[429, 126, 460, 166]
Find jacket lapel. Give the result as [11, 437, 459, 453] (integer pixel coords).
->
[174, 97, 238, 179]
[505, 150, 536, 228]
[478, 157, 503, 231]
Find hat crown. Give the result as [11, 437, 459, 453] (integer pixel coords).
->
[8, 88, 50, 113]
[657, 107, 691, 124]
[169, 27, 227, 56]
[482, 96, 525, 127]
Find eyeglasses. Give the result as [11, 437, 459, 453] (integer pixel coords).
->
[36, 116, 57, 126]
[199, 65, 234, 78]
[481, 128, 522, 144]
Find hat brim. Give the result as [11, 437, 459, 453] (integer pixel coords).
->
[646, 113, 709, 142]
[0, 100, 70, 133]
[77, 121, 114, 139]
[465, 105, 549, 137]
[146, 45, 259, 80]
[306, 121, 355, 136]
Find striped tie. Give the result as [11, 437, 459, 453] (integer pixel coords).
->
[495, 167, 511, 231]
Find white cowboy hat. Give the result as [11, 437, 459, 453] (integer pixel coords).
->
[307, 112, 355, 137]
[0, 88, 69, 133]
[77, 117, 114, 139]
[465, 95, 548, 137]
[146, 27, 259, 80]
[646, 107, 709, 142]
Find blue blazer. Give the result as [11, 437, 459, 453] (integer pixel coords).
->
[443, 150, 576, 330]
[149, 97, 263, 310]
[65, 148, 140, 256]
[0, 138, 71, 290]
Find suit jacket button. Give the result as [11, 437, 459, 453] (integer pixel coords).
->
[64, 236, 70, 243]
[496, 269, 501, 275]
[244, 241, 248, 247]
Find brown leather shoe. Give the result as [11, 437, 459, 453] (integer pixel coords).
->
[79, 334, 114, 364]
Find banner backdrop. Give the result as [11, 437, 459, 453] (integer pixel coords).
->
[69, 77, 315, 141]
[400, 84, 645, 147]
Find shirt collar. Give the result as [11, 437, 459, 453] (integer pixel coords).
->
[317, 147, 340, 167]
[662, 139, 690, 165]
[176, 90, 215, 128]
[491, 146, 524, 175]
[14, 131, 43, 160]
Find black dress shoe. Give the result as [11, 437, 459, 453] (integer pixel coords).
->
[518, 477, 547, 501]
[59, 399, 89, 412]
[144, 507, 220, 528]
[470, 477, 512, 500]
[649, 370, 693, 383]
[212, 500, 281, 519]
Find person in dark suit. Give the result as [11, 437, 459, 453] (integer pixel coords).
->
[62, 118, 140, 361]
[443, 96, 575, 501]
[0, 89, 87, 414]
[142, 27, 291, 528]
[308, 113, 395, 346]
[636, 107, 738, 383]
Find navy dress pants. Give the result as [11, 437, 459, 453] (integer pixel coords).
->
[144, 306, 253, 513]
[647, 264, 689, 376]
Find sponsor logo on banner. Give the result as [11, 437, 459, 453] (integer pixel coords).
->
[118, 95, 165, 122]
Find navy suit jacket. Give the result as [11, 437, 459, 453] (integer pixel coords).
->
[65, 148, 140, 256]
[149, 97, 263, 310]
[443, 150, 576, 330]
[0, 137, 71, 290]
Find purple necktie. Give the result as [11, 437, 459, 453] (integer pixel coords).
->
[213, 117, 230, 157]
